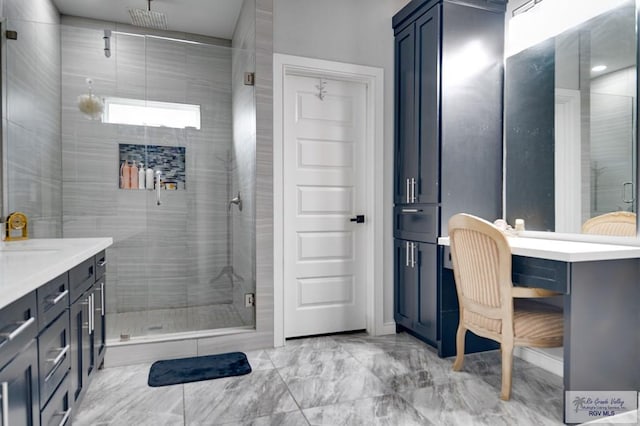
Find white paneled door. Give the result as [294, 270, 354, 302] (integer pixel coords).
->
[283, 74, 368, 338]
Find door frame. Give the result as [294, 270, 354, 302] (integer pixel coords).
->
[273, 53, 384, 347]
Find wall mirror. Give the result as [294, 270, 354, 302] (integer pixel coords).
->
[505, 0, 638, 237]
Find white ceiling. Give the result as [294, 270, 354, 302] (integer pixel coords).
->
[52, 0, 244, 40]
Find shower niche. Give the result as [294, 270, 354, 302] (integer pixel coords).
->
[118, 143, 186, 190]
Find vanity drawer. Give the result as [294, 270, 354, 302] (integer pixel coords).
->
[40, 373, 71, 426]
[37, 273, 70, 331]
[394, 204, 439, 242]
[0, 291, 38, 370]
[69, 257, 95, 303]
[512, 255, 568, 293]
[95, 250, 107, 281]
[38, 312, 71, 408]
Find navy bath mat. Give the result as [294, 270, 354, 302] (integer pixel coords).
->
[148, 352, 252, 387]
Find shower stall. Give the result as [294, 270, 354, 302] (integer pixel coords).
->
[58, 21, 257, 342]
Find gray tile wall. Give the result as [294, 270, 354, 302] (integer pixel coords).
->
[60, 18, 240, 325]
[2, 0, 61, 237]
[231, 0, 257, 327]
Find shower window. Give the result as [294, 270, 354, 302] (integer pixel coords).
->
[103, 97, 201, 129]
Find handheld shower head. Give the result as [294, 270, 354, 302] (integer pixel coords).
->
[103, 29, 111, 58]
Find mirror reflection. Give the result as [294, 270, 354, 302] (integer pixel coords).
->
[505, 0, 637, 236]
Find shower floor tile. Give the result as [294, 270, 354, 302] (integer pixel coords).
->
[107, 304, 248, 340]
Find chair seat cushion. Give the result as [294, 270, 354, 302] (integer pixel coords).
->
[513, 299, 563, 341]
[464, 298, 563, 342]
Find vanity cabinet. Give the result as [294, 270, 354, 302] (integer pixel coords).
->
[0, 244, 108, 426]
[0, 293, 40, 426]
[394, 240, 438, 345]
[392, 0, 504, 348]
[70, 250, 106, 409]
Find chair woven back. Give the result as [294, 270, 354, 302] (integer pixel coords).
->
[449, 214, 514, 336]
[582, 211, 636, 237]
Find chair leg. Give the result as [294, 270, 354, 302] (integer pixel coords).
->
[452, 325, 466, 371]
[500, 343, 514, 401]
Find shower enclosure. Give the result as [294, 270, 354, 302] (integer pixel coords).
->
[59, 23, 256, 341]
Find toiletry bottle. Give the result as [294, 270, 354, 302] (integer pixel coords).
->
[119, 161, 126, 189]
[130, 160, 138, 189]
[145, 166, 154, 190]
[138, 162, 145, 190]
[122, 160, 132, 189]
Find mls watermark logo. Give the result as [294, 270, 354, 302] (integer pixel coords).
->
[565, 391, 638, 424]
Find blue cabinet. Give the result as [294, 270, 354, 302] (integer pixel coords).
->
[393, 0, 505, 349]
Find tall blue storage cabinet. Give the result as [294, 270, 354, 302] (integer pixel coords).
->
[392, 0, 506, 353]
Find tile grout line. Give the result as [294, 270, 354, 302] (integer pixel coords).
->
[265, 348, 312, 425]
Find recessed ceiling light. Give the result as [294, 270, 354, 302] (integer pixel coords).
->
[591, 65, 607, 72]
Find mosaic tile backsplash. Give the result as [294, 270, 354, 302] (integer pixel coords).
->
[119, 143, 186, 189]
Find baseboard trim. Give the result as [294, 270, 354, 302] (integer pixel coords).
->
[379, 321, 397, 336]
[514, 346, 563, 377]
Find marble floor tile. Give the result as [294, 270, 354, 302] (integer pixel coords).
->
[278, 357, 390, 409]
[245, 349, 275, 371]
[73, 332, 568, 425]
[73, 364, 184, 426]
[334, 331, 429, 355]
[214, 410, 310, 426]
[183, 368, 298, 425]
[267, 344, 353, 369]
[352, 347, 469, 392]
[302, 394, 432, 426]
[401, 377, 564, 426]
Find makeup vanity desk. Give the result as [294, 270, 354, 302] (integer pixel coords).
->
[438, 235, 640, 397]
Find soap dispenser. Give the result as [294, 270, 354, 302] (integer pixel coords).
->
[138, 162, 146, 190]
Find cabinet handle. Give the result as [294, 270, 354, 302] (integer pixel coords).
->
[411, 242, 416, 268]
[81, 298, 90, 330]
[54, 408, 72, 426]
[101, 282, 105, 315]
[0, 316, 35, 341]
[1, 382, 8, 426]
[405, 241, 409, 267]
[405, 178, 410, 203]
[45, 345, 70, 383]
[47, 289, 69, 305]
[90, 294, 95, 332]
[400, 208, 423, 214]
[411, 178, 416, 203]
[98, 259, 107, 267]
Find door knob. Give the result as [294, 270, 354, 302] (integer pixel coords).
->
[350, 215, 365, 223]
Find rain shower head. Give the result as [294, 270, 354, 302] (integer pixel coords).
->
[129, 0, 168, 30]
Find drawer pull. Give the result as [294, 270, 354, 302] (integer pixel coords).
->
[401, 208, 423, 213]
[54, 408, 72, 426]
[98, 259, 107, 267]
[45, 345, 70, 383]
[47, 289, 69, 305]
[0, 316, 35, 341]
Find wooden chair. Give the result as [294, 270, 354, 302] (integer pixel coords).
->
[448, 213, 563, 400]
[582, 211, 636, 237]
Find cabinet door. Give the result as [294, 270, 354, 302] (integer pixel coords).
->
[415, 5, 440, 204]
[413, 243, 438, 344]
[394, 239, 417, 329]
[93, 279, 106, 368]
[0, 339, 40, 426]
[70, 293, 91, 404]
[394, 23, 418, 204]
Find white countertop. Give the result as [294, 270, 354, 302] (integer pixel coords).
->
[0, 238, 113, 310]
[437, 235, 640, 262]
